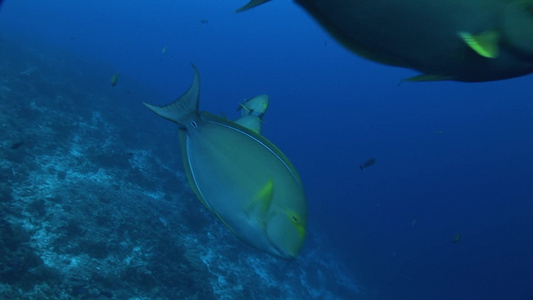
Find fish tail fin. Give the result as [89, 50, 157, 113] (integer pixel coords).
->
[360, 165, 363, 171]
[143, 63, 200, 125]
[236, 0, 272, 12]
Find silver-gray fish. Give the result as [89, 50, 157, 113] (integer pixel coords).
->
[143, 65, 307, 258]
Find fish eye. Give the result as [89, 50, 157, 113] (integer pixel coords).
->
[191, 121, 198, 128]
[291, 215, 299, 224]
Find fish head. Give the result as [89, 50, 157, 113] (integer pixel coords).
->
[502, 1, 533, 58]
[266, 207, 306, 259]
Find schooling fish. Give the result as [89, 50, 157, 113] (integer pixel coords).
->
[143, 65, 307, 258]
[234, 94, 270, 135]
[360, 158, 376, 170]
[238, 0, 533, 82]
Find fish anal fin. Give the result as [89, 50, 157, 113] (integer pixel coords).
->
[458, 31, 500, 58]
[403, 74, 453, 82]
[236, 0, 272, 12]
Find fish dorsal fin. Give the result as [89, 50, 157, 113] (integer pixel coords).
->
[245, 178, 275, 223]
[143, 63, 200, 125]
[458, 31, 500, 58]
[236, 0, 272, 12]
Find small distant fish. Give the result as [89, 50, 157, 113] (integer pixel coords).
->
[452, 233, 462, 244]
[19, 66, 37, 76]
[360, 158, 376, 170]
[110, 73, 119, 87]
[234, 94, 270, 135]
[10, 142, 24, 150]
[411, 217, 417, 227]
[236, 94, 269, 117]
[200, 19, 208, 24]
[162, 46, 168, 54]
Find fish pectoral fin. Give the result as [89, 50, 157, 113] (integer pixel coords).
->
[237, 102, 251, 113]
[458, 31, 500, 58]
[236, 0, 271, 12]
[245, 178, 275, 222]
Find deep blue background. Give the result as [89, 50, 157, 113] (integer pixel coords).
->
[2, 1, 532, 299]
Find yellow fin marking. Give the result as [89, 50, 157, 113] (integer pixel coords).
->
[246, 178, 275, 220]
[458, 31, 500, 58]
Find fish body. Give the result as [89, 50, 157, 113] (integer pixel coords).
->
[239, 0, 533, 82]
[143, 65, 307, 258]
[360, 158, 376, 170]
[233, 115, 264, 135]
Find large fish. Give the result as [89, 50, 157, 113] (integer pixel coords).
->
[238, 0, 533, 82]
[143, 65, 307, 258]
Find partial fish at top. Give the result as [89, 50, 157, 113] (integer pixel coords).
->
[238, 0, 533, 82]
[143, 65, 307, 259]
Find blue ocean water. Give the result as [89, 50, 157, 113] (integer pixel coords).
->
[1, 0, 532, 299]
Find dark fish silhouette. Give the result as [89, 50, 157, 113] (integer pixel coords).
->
[110, 73, 118, 87]
[452, 233, 462, 244]
[10, 142, 24, 150]
[238, 0, 533, 82]
[360, 158, 376, 170]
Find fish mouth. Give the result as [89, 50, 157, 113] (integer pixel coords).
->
[264, 214, 301, 259]
[266, 237, 295, 259]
